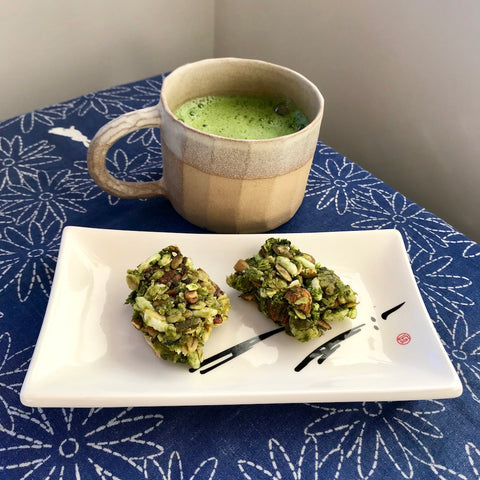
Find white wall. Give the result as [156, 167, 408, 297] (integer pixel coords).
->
[0, 0, 214, 119]
[215, 0, 480, 243]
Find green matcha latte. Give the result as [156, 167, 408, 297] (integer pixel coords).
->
[174, 94, 309, 140]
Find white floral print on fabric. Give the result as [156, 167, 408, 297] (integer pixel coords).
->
[445, 231, 480, 259]
[126, 127, 161, 148]
[0, 135, 62, 188]
[70, 146, 162, 206]
[62, 86, 133, 118]
[0, 220, 61, 302]
[19, 105, 70, 135]
[304, 402, 448, 479]
[465, 442, 480, 479]
[443, 314, 480, 404]
[0, 407, 164, 479]
[0, 104, 68, 135]
[238, 436, 319, 480]
[131, 77, 165, 108]
[107, 148, 161, 184]
[2, 170, 86, 226]
[410, 250, 474, 325]
[0, 333, 34, 433]
[305, 156, 382, 215]
[351, 190, 454, 253]
[145, 451, 218, 480]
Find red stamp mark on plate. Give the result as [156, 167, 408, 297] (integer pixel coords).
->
[397, 332, 411, 345]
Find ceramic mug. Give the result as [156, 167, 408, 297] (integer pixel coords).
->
[87, 57, 324, 233]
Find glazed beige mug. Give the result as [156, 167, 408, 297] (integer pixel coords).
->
[87, 57, 324, 233]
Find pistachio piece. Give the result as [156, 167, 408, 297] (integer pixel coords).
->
[302, 269, 317, 278]
[275, 263, 292, 282]
[131, 317, 143, 330]
[185, 290, 199, 304]
[318, 319, 332, 330]
[301, 253, 316, 265]
[170, 254, 183, 269]
[234, 259, 249, 272]
[240, 292, 255, 301]
[284, 287, 312, 315]
[126, 273, 140, 290]
[276, 256, 298, 276]
[295, 255, 316, 270]
[273, 244, 293, 258]
[325, 283, 336, 296]
[293, 309, 307, 320]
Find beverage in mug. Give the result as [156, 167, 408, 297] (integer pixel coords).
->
[87, 58, 324, 233]
[174, 94, 309, 140]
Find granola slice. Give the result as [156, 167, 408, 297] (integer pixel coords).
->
[125, 246, 230, 369]
[227, 238, 357, 342]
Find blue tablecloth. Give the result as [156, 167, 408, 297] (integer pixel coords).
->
[1, 73, 479, 479]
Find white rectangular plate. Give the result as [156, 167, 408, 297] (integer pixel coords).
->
[21, 227, 462, 407]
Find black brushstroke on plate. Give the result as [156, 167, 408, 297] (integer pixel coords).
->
[381, 302, 406, 320]
[294, 324, 365, 372]
[190, 302, 406, 375]
[190, 326, 285, 374]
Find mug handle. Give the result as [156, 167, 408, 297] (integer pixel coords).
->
[87, 106, 167, 198]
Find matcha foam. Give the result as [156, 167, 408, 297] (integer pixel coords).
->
[174, 95, 309, 140]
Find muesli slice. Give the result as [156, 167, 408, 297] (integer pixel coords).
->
[226, 238, 358, 341]
[125, 246, 230, 369]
